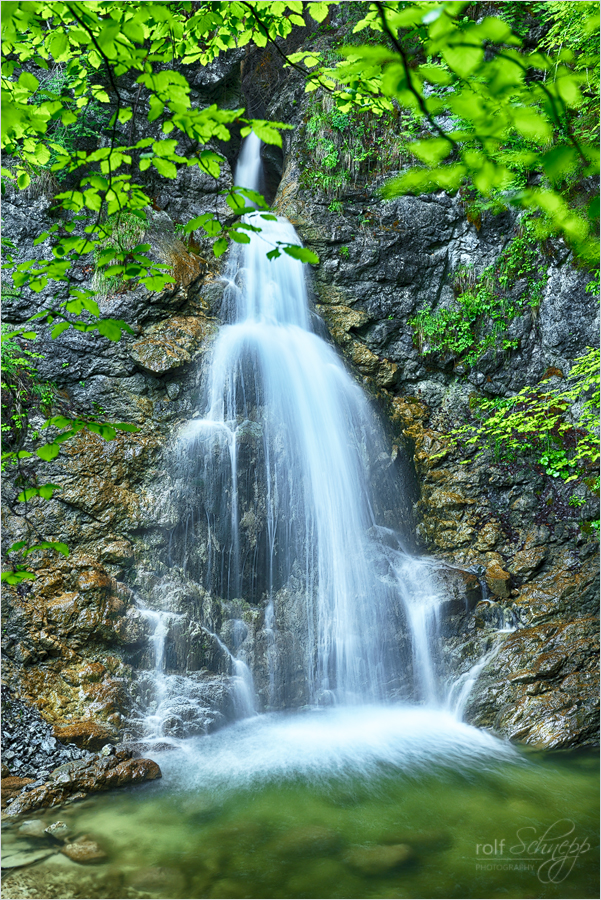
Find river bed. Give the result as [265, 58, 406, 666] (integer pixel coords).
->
[2, 706, 598, 899]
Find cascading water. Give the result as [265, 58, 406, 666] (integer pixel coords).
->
[179, 133, 450, 709]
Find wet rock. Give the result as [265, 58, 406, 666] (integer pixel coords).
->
[344, 843, 414, 875]
[53, 721, 117, 752]
[129, 315, 216, 375]
[511, 546, 547, 581]
[484, 561, 512, 599]
[1, 777, 35, 809]
[1, 686, 91, 780]
[3, 751, 161, 817]
[45, 821, 70, 841]
[464, 616, 599, 747]
[61, 838, 107, 864]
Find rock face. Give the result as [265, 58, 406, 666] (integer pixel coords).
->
[1, 24, 598, 755]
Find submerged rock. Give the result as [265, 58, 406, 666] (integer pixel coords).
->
[344, 843, 415, 875]
[270, 825, 344, 859]
[61, 838, 107, 864]
[17, 820, 48, 840]
[45, 821, 70, 841]
[0, 844, 58, 869]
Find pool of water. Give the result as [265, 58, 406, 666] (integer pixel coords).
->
[2, 706, 599, 899]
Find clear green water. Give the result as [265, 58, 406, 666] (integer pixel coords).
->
[2, 709, 599, 899]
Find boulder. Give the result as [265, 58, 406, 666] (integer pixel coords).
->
[1, 777, 34, 809]
[129, 315, 216, 375]
[2, 750, 161, 817]
[485, 561, 512, 599]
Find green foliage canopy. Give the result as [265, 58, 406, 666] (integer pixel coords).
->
[288, 0, 600, 266]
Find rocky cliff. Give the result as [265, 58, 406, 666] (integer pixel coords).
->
[2, 22, 599, 756]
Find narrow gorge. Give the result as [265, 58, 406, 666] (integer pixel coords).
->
[1, 3, 599, 899]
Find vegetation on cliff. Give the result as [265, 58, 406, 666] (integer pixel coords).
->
[2, 1, 599, 582]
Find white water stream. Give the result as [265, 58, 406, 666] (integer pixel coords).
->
[184, 133, 452, 707]
[136, 135, 513, 756]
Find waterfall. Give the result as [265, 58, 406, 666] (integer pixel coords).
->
[180, 133, 448, 709]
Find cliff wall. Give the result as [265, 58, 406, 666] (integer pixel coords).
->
[2, 27, 598, 755]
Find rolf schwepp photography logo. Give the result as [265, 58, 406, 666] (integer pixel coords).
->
[475, 819, 592, 884]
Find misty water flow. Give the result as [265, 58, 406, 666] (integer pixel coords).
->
[180, 133, 451, 711]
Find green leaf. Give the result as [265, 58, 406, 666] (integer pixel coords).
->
[44, 415, 74, 429]
[282, 245, 319, 264]
[48, 31, 68, 60]
[226, 193, 249, 214]
[153, 157, 178, 178]
[18, 71, 39, 92]
[7, 541, 27, 553]
[24, 541, 69, 558]
[245, 119, 293, 147]
[410, 138, 453, 165]
[541, 146, 580, 182]
[228, 230, 251, 244]
[97, 319, 123, 341]
[441, 42, 483, 77]
[307, 2, 329, 23]
[51, 322, 70, 339]
[18, 484, 62, 502]
[17, 171, 30, 190]
[512, 109, 553, 143]
[36, 443, 60, 461]
[213, 237, 229, 257]
[1, 570, 36, 584]
[148, 96, 165, 122]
